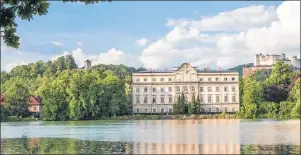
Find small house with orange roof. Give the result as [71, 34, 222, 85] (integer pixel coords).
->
[0, 94, 43, 113]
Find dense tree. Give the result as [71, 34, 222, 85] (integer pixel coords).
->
[265, 61, 294, 86]
[4, 83, 30, 118]
[188, 93, 200, 115]
[173, 92, 186, 115]
[263, 85, 289, 103]
[288, 78, 301, 118]
[254, 69, 272, 82]
[0, 0, 111, 48]
[257, 102, 279, 118]
[279, 101, 295, 119]
[65, 55, 78, 70]
[239, 76, 263, 118]
[0, 104, 9, 121]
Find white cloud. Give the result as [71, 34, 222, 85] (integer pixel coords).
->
[2, 60, 31, 72]
[136, 38, 149, 46]
[53, 48, 141, 68]
[1, 1, 299, 72]
[167, 5, 277, 31]
[76, 41, 83, 46]
[52, 41, 63, 47]
[141, 1, 300, 69]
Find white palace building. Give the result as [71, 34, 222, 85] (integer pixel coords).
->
[132, 63, 240, 114]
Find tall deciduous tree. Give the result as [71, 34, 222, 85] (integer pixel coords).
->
[265, 61, 294, 86]
[239, 76, 263, 118]
[5, 83, 30, 118]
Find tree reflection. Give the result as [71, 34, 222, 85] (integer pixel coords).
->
[1, 137, 300, 154]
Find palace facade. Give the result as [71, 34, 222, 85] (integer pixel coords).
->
[132, 63, 240, 114]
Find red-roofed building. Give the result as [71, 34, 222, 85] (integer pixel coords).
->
[28, 96, 43, 113]
[0, 94, 43, 113]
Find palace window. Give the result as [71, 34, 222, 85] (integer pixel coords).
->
[34, 107, 36, 111]
[225, 107, 227, 112]
[200, 87, 204, 92]
[169, 108, 172, 113]
[208, 108, 211, 112]
[232, 107, 236, 112]
[216, 95, 220, 103]
[160, 78, 164, 81]
[161, 109, 164, 113]
[161, 88, 164, 93]
[169, 96, 172, 103]
[145, 109, 148, 113]
[200, 94, 204, 103]
[136, 78, 140, 82]
[136, 88, 140, 93]
[153, 109, 156, 113]
[232, 86, 236, 92]
[168, 78, 172, 81]
[144, 78, 147, 82]
[215, 78, 219, 81]
[232, 77, 235, 81]
[144, 87, 148, 92]
[216, 87, 220, 92]
[176, 86, 180, 92]
[224, 86, 228, 92]
[208, 87, 212, 92]
[200, 78, 203, 81]
[152, 78, 156, 82]
[168, 87, 172, 92]
[144, 97, 148, 103]
[216, 108, 219, 112]
[208, 94, 212, 103]
[153, 87, 156, 92]
[153, 96, 156, 103]
[224, 77, 228, 81]
[200, 108, 204, 112]
[224, 94, 228, 102]
[208, 78, 212, 81]
[161, 96, 164, 103]
[232, 94, 236, 102]
[136, 97, 140, 103]
[137, 109, 139, 113]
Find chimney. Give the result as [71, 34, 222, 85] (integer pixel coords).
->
[164, 68, 168, 72]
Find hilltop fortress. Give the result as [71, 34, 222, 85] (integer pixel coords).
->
[243, 53, 300, 78]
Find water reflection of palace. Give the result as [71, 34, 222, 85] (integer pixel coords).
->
[132, 119, 240, 154]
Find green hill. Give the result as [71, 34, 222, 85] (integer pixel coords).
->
[227, 63, 253, 76]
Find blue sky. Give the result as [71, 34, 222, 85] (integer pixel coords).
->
[2, 1, 299, 71]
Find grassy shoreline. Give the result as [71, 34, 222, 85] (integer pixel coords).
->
[3, 113, 239, 122]
[4, 113, 298, 122]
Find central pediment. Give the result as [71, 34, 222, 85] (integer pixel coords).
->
[174, 63, 198, 74]
[174, 63, 198, 82]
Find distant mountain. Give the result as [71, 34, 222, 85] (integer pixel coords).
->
[227, 63, 254, 76]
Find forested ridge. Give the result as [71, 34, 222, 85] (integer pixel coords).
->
[0, 56, 300, 121]
[1, 55, 146, 121]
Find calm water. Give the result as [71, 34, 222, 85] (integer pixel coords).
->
[1, 119, 300, 154]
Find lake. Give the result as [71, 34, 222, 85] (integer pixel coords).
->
[1, 119, 300, 154]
